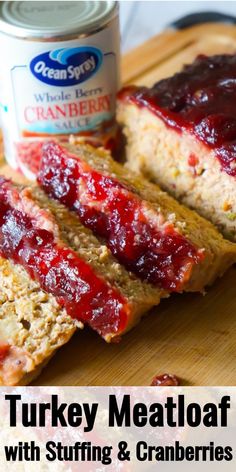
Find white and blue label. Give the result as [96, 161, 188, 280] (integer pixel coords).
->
[30, 47, 103, 86]
[0, 13, 120, 177]
[11, 43, 116, 136]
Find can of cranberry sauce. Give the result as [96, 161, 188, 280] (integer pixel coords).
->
[0, 1, 120, 179]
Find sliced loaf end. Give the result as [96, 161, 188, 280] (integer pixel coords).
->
[0, 258, 77, 385]
[117, 99, 236, 243]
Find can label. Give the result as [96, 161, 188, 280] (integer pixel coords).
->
[30, 47, 103, 86]
[15, 46, 109, 135]
[0, 15, 120, 178]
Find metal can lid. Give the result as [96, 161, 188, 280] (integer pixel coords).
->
[0, 1, 117, 39]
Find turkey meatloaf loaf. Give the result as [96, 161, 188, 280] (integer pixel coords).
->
[117, 54, 236, 241]
[37, 140, 236, 293]
[0, 176, 163, 374]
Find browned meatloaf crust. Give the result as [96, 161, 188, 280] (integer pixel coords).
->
[37, 140, 236, 293]
[117, 54, 236, 241]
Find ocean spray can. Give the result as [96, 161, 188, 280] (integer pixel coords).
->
[0, 1, 120, 179]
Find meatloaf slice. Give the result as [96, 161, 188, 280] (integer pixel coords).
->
[0, 258, 77, 386]
[37, 140, 236, 293]
[117, 54, 236, 242]
[0, 178, 162, 346]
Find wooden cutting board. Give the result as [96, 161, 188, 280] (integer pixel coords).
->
[2, 22, 236, 386]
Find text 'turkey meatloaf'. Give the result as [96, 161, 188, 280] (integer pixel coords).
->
[0, 176, 162, 374]
[117, 54, 236, 241]
[37, 141, 236, 292]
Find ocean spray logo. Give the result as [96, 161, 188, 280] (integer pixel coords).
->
[30, 47, 103, 86]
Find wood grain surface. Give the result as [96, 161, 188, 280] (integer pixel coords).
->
[2, 23, 236, 386]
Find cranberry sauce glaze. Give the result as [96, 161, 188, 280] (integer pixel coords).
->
[118, 54, 236, 177]
[0, 177, 129, 338]
[151, 373, 179, 386]
[38, 142, 203, 291]
[0, 344, 10, 364]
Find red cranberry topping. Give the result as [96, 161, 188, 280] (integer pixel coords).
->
[188, 153, 199, 167]
[16, 141, 44, 175]
[0, 178, 129, 337]
[215, 142, 236, 177]
[0, 344, 10, 364]
[151, 373, 179, 386]
[38, 141, 203, 292]
[119, 54, 236, 177]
